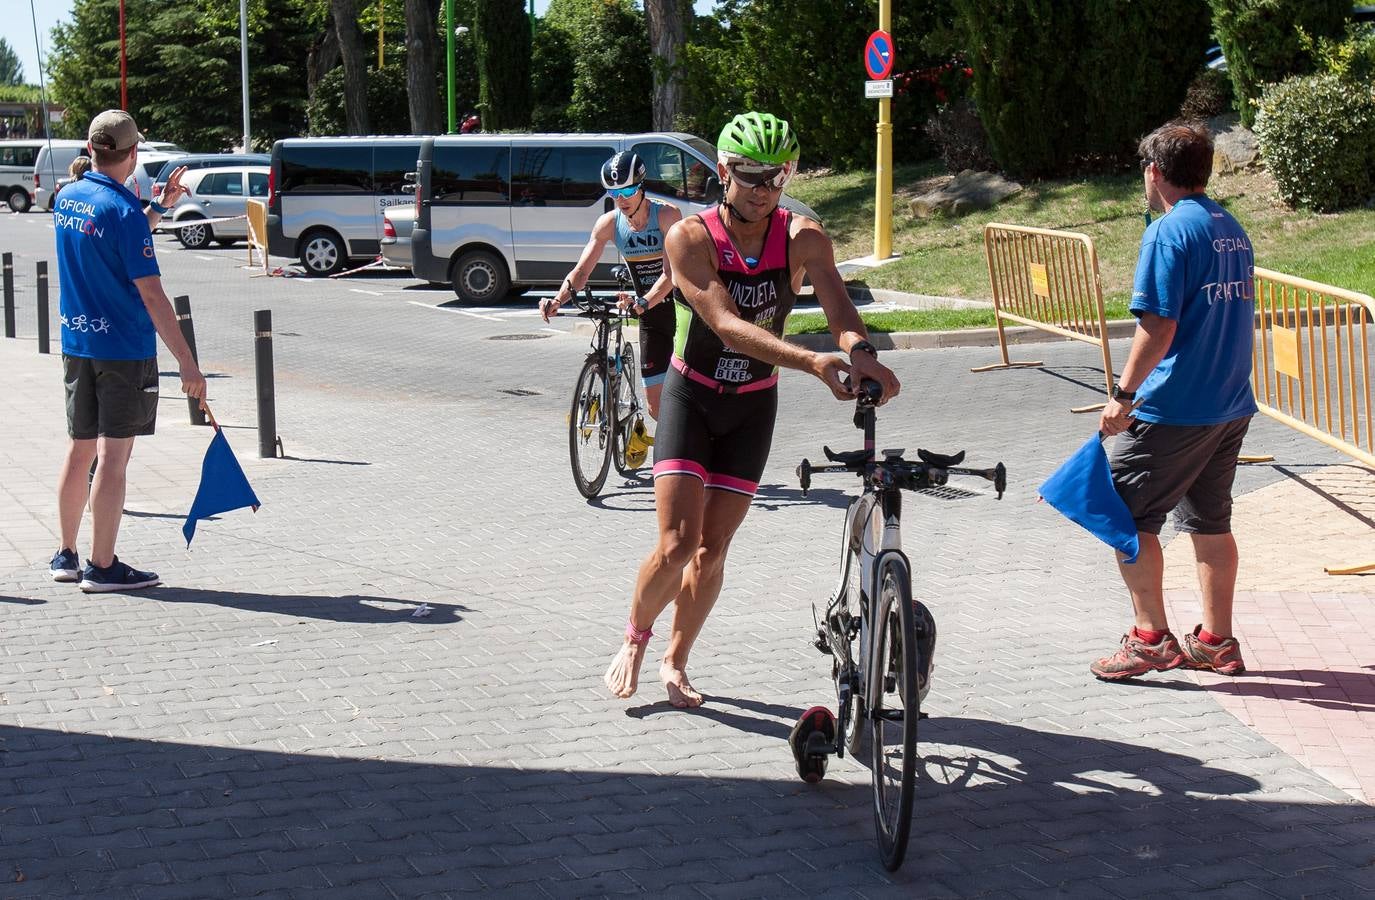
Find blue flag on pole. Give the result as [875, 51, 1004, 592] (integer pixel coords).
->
[1038, 433, 1140, 564]
[183, 427, 261, 547]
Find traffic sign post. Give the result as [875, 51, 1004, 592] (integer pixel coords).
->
[867, 16, 896, 261]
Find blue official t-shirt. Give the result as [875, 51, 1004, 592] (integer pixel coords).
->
[1130, 195, 1258, 426]
[54, 172, 160, 360]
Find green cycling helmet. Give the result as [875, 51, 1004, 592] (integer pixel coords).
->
[717, 111, 800, 165]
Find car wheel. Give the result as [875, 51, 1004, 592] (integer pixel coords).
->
[299, 229, 346, 276]
[177, 216, 213, 250]
[450, 249, 510, 304]
[7, 189, 31, 214]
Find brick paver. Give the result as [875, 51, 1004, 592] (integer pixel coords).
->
[1, 214, 1373, 897]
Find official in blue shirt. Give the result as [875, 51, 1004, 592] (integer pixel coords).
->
[49, 109, 205, 593]
[1091, 121, 1257, 683]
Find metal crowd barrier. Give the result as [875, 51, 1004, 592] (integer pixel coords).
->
[1253, 267, 1374, 575]
[246, 199, 269, 275]
[975, 223, 1114, 413]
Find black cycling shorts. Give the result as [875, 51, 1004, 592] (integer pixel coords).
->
[651, 365, 777, 497]
[638, 301, 675, 387]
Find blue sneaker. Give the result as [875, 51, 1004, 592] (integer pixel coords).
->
[49, 548, 80, 583]
[78, 556, 160, 593]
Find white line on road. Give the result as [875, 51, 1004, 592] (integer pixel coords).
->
[350, 289, 384, 297]
[541, 327, 565, 334]
[194, 255, 216, 262]
[406, 300, 501, 321]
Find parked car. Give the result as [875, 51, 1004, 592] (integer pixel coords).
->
[265, 136, 423, 276]
[410, 131, 821, 303]
[126, 150, 188, 202]
[164, 165, 270, 250]
[152, 153, 269, 202]
[0, 139, 44, 212]
[380, 205, 415, 269]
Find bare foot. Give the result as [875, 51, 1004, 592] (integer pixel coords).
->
[604, 638, 649, 699]
[661, 664, 704, 708]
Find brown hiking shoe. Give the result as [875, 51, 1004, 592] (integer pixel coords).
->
[1181, 625, 1246, 675]
[1090, 631, 1184, 681]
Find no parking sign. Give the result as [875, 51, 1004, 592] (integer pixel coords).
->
[864, 30, 894, 81]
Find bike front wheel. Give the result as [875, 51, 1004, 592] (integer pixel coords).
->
[612, 343, 641, 476]
[569, 355, 612, 498]
[868, 553, 919, 871]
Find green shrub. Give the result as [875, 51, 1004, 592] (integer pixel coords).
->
[1208, 0, 1349, 127]
[1255, 73, 1375, 212]
[953, 0, 1210, 178]
[307, 64, 411, 137]
[1178, 67, 1234, 121]
[1301, 20, 1375, 85]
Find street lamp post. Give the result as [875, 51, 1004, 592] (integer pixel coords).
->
[240, 0, 251, 151]
[119, 0, 128, 110]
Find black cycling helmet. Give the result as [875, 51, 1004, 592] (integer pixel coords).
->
[600, 151, 646, 191]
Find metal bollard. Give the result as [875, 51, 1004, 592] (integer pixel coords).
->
[254, 309, 280, 458]
[174, 295, 208, 426]
[3, 252, 13, 338]
[36, 261, 49, 354]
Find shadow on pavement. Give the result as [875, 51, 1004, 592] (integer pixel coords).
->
[626, 695, 804, 741]
[279, 455, 371, 466]
[3, 717, 1372, 896]
[138, 587, 469, 624]
[0, 595, 44, 605]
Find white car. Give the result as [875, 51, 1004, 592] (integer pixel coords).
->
[164, 165, 270, 250]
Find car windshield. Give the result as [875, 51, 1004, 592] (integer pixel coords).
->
[684, 136, 717, 162]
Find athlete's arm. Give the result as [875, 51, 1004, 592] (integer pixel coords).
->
[642, 205, 683, 308]
[1099, 311, 1175, 436]
[133, 275, 207, 401]
[794, 220, 901, 402]
[541, 213, 615, 321]
[666, 216, 852, 400]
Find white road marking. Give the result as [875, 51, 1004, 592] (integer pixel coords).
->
[195, 255, 216, 262]
[350, 289, 384, 297]
[406, 300, 501, 321]
[541, 327, 565, 334]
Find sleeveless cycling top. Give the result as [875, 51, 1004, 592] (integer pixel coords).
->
[615, 201, 669, 296]
[672, 205, 795, 389]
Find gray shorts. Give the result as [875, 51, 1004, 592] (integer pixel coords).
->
[1110, 416, 1252, 535]
[63, 354, 159, 440]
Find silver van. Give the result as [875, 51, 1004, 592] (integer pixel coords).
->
[0, 140, 44, 212]
[32, 139, 89, 211]
[265, 136, 424, 276]
[409, 132, 818, 303]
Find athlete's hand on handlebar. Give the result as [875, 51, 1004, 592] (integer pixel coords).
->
[812, 353, 854, 400]
[615, 291, 640, 314]
[849, 350, 900, 404]
[538, 297, 560, 322]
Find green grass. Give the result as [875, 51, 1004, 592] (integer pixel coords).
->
[785, 298, 1136, 335]
[786, 164, 1375, 314]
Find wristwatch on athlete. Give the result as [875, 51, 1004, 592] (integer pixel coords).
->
[1111, 383, 1136, 402]
[848, 339, 878, 360]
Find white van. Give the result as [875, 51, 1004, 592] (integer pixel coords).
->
[0, 139, 44, 212]
[409, 132, 819, 303]
[34, 140, 188, 211]
[265, 136, 425, 275]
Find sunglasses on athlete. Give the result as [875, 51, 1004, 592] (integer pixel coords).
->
[607, 185, 641, 198]
[726, 160, 794, 190]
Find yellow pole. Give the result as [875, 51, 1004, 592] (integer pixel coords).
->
[873, 0, 893, 260]
[378, 0, 385, 68]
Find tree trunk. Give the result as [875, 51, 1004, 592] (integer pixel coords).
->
[404, 0, 442, 134]
[330, 0, 370, 134]
[307, 26, 341, 105]
[644, 0, 686, 132]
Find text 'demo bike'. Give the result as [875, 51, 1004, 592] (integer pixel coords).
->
[566, 268, 650, 498]
[790, 379, 1007, 871]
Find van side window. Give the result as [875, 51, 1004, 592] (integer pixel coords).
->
[373, 144, 423, 195]
[280, 144, 371, 194]
[512, 146, 614, 207]
[248, 173, 269, 197]
[631, 142, 712, 203]
[433, 146, 509, 204]
[1, 146, 37, 167]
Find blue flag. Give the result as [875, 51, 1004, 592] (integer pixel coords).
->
[1038, 433, 1140, 564]
[183, 427, 261, 547]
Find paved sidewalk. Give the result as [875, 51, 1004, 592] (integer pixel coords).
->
[2, 328, 1374, 898]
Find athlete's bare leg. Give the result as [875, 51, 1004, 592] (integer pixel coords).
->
[604, 474, 704, 699]
[645, 383, 663, 421]
[661, 488, 752, 708]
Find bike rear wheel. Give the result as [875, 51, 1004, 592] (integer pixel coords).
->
[612, 343, 641, 476]
[869, 554, 919, 871]
[569, 355, 612, 498]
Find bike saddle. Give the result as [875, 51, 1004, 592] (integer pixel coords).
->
[823, 446, 872, 465]
[917, 448, 965, 467]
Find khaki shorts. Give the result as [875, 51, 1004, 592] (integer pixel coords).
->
[1109, 416, 1252, 535]
[63, 355, 159, 440]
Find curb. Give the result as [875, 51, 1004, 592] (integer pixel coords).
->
[573, 317, 1137, 351]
